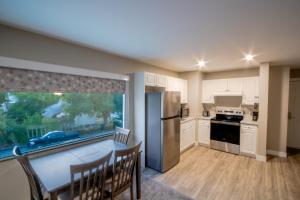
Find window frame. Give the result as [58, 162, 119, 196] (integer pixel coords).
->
[0, 57, 130, 161]
[0, 92, 128, 161]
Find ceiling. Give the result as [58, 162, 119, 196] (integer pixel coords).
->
[0, 0, 300, 72]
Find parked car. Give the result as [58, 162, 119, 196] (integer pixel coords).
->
[28, 131, 79, 146]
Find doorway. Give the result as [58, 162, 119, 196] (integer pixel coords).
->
[287, 79, 300, 150]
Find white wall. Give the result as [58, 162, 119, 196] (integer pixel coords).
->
[179, 71, 203, 117]
[256, 63, 270, 161]
[203, 68, 259, 80]
[133, 72, 146, 166]
[267, 66, 290, 156]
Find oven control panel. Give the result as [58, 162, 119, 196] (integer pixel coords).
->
[215, 107, 243, 116]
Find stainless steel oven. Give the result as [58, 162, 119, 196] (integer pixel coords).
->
[210, 108, 243, 155]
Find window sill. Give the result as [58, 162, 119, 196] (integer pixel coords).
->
[0, 131, 115, 162]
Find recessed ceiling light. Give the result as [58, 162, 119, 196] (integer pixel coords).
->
[197, 60, 207, 68]
[244, 54, 255, 62]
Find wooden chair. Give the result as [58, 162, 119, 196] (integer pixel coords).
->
[13, 146, 47, 200]
[61, 151, 113, 200]
[106, 142, 141, 200]
[114, 127, 131, 145]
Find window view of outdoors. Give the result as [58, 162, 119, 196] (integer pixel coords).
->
[0, 92, 124, 159]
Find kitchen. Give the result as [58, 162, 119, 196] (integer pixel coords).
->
[134, 69, 261, 169]
[1, 1, 300, 199]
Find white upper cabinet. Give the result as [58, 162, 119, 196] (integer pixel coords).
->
[227, 78, 243, 92]
[202, 80, 215, 103]
[242, 77, 259, 105]
[213, 79, 228, 92]
[156, 75, 167, 87]
[145, 72, 157, 86]
[179, 79, 188, 104]
[202, 77, 259, 105]
[166, 76, 179, 91]
[166, 77, 188, 104]
[202, 79, 227, 103]
[144, 72, 167, 87]
[144, 72, 188, 104]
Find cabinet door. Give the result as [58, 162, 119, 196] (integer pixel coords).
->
[180, 120, 196, 152]
[198, 120, 210, 145]
[212, 79, 227, 92]
[202, 80, 214, 103]
[186, 120, 196, 146]
[180, 126, 187, 152]
[180, 79, 188, 104]
[254, 77, 259, 103]
[156, 75, 167, 87]
[166, 77, 179, 91]
[227, 78, 243, 92]
[145, 72, 156, 86]
[240, 125, 257, 155]
[242, 77, 259, 105]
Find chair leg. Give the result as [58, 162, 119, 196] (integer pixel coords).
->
[130, 184, 134, 200]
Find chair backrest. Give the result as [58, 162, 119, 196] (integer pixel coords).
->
[114, 127, 131, 144]
[111, 142, 141, 195]
[13, 146, 44, 200]
[70, 151, 113, 200]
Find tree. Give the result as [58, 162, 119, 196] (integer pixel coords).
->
[0, 93, 5, 104]
[0, 110, 7, 146]
[62, 93, 94, 122]
[4, 92, 60, 144]
[90, 93, 115, 125]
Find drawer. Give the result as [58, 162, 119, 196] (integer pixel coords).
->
[198, 120, 210, 126]
[181, 121, 195, 129]
[241, 125, 257, 131]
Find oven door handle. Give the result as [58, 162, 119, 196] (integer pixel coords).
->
[211, 120, 240, 126]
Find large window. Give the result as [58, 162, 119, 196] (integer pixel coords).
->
[0, 92, 124, 159]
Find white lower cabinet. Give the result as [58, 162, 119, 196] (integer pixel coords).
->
[198, 120, 210, 145]
[180, 120, 196, 152]
[240, 124, 257, 156]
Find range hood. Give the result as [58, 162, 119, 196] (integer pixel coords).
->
[213, 91, 243, 97]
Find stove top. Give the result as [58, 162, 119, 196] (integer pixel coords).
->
[212, 107, 244, 123]
[211, 114, 243, 123]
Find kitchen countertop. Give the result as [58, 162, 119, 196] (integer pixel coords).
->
[180, 117, 195, 123]
[197, 115, 215, 120]
[240, 119, 259, 126]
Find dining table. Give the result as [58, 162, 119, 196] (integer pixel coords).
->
[30, 139, 141, 200]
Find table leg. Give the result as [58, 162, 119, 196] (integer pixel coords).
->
[136, 151, 141, 199]
[49, 191, 58, 200]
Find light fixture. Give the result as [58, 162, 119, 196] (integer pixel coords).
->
[243, 54, 255, 62]
[197, 60, 207, 68]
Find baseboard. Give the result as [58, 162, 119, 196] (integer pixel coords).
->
[240, 152, 256, 158]
[198, 142, 210, 148]
[256, 155, 267, 162]
[180, 143, 195, 154]
[267, 149, 287, 158]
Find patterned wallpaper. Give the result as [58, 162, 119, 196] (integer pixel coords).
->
[0, 67, 126, 93]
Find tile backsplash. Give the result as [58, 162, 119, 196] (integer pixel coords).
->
[202, 96, 256, 120]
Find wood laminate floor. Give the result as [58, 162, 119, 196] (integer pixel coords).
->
[146, 146, 300, 200]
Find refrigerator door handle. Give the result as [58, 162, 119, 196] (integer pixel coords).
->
[161, 115, 180, 120]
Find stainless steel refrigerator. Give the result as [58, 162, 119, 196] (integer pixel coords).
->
[145, 91, 181, 173]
